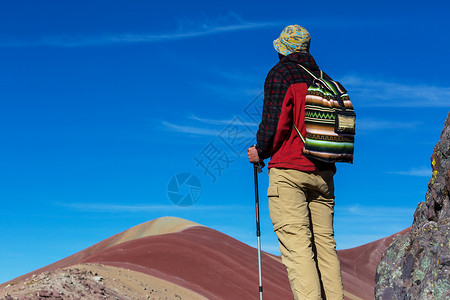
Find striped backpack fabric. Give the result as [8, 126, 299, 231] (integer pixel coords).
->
[293, 64, 356, 163]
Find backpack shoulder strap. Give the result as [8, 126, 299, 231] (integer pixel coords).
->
[298, 64, 317, 79]
[299, 64, 339, 95]
[298, 64, 324, 79]
[293, 124, 306, 145]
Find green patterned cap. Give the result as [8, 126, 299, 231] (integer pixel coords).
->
[273, 25, 311, 55]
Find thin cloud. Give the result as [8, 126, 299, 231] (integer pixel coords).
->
[335, 204, 414, 249]
[162, 121, 223, 136]
[0, 14, 281, 47]
[387, 168, 432, 177]
[341, 205, 416, 218]
[340, 75, 450, 107]
[189, 114, 258, 127]
[59, 202, 176, 212]
[57, 202, 244, 212]
[162, 118, 256, 137]
[189, 114, 236, 126]
[357, 118, 422, 131]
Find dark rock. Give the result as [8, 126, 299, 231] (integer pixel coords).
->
[401, 253, 414, 280]
[375, 112, 450, 299]
[36, 290, 63, 299]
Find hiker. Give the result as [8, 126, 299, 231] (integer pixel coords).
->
[247, 25, 344, 300]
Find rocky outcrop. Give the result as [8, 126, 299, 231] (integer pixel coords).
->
[375, 112, 450, 299]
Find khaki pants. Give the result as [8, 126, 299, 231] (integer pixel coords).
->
[268, 168, 343, 300]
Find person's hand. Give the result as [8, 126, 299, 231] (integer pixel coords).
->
[247, 146, 262, 164]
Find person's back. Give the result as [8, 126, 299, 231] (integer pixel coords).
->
[248, 25, 344, 300]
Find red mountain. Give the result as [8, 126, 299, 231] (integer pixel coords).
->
[0, 217, 409, 299]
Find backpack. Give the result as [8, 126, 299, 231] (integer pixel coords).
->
[293, 64, 356, 163]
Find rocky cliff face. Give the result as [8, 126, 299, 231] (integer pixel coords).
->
[375, 112, 450, 299]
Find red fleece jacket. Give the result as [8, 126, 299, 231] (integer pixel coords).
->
[256, 52, 335, 172]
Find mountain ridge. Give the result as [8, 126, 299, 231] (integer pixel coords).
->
[1, 216, 408, 299]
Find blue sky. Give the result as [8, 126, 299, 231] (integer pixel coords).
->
[1, 0, 449, 283]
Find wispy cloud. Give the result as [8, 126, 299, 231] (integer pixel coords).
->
[0, 13, 281, 48]
[341, 205, 416, 218]
[189, 114, 258, 127]
[340, 75, 450, 107]
[57, 202, 244, 212]
[189, 114, 236, 126]
[162, 121, 223, 136]
[335, 204, 415, 249]
[162, 117, 256, 137]
[358, 118, 422, 131]
[387, 167, 432, 177]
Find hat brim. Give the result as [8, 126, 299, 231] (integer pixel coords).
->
[273, 38, 290, 56]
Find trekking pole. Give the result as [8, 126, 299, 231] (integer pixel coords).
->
[253, 161, 264, 300]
